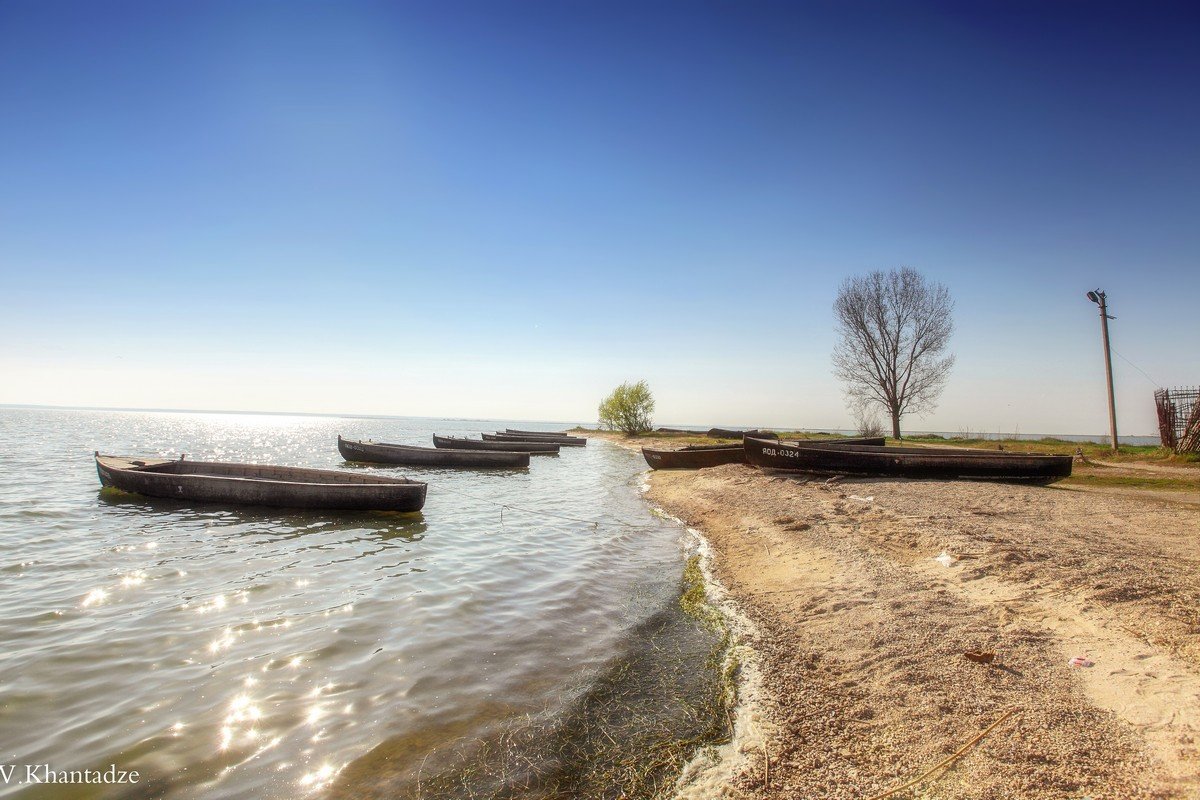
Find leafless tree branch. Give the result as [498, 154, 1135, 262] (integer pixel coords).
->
[832, 267, 954, 438]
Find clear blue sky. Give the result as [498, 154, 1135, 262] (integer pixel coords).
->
[1, 0, 1196, 435]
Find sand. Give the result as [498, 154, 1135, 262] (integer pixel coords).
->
[599, 432, 1200, 799]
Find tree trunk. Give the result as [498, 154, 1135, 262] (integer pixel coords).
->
[890, 407, 902, 440]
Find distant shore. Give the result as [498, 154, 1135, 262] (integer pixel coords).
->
[584, 428, 1200, 799]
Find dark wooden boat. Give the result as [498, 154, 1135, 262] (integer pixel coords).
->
[707, 428, 779, 440]
[339, 436, 529, 469]
[487, 432, 586, 447]
[642, 444, 745, 470]
[504, 429, 587, 444]
[742, 437, 1072, 482]
[432, 434, 559, 453]
[95, 454, 427, 511]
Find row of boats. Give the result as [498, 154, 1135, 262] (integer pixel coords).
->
[643, 434, 1074, 482]
[95, 430, 588, 513]
[93, 425, 1070, 517]
[341, 430, 586, 468]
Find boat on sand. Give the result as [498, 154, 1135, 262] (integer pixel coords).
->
[646, 436, 886, 471]
[707, 428, 779, 440]
[642, 444, 745, 470]
[743, 437, 1072, 482]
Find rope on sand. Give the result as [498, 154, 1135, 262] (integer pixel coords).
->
[865, 707, 1021, 800]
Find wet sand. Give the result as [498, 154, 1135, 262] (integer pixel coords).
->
[599, 432, 1200, 799]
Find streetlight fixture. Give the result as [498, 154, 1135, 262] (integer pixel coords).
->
[1086, 289, 1118, 452]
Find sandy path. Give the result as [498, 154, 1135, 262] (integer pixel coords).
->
[595, 434, 1200, 798]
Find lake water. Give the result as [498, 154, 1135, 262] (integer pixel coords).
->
[0, 409, 718, 799]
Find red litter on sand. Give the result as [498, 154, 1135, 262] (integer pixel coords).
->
[1069, 656, 1095, 668]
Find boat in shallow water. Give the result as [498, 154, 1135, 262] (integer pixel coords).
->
[743, 437, 1072, 482]
[95, 454, 428, 511]
[502, 429, 588, 445]
[338, 436, 529, 469]
[486, 432, 586, 447]
[432, 434, 560, 453]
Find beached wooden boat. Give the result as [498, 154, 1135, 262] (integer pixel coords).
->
[95, 454, 427, 511]
[487, 432, 586, 447]
[339, 436, 529, 469]
[642, 444, 745, 470]
[742, 437, 1072, 482]
[432, 435, 560, 453]
[707, 428, 779, 440]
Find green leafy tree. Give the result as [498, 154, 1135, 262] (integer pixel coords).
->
[598, 380, 655, 434]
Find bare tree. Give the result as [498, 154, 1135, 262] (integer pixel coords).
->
[832, 267, 954, 439]
[852, 407, 885, 439]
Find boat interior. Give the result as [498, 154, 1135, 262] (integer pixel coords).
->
[99, 457, 417, 484]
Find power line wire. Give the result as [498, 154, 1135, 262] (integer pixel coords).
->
[1110, 347, 1161, 388]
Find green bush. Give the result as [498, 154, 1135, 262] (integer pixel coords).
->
[598, 380, 654, 435]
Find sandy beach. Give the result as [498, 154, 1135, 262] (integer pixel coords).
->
[596, 431, 1200, 799]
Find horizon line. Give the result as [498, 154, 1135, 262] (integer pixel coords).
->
[0, 402, 1158, 440]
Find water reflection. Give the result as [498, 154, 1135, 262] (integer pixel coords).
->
[98, 490, 426, 531]
[96, 491, 430, 556]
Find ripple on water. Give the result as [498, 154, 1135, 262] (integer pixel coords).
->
[0, 410, 698, 800]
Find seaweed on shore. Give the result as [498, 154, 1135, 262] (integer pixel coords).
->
[333, 557, 736, 800]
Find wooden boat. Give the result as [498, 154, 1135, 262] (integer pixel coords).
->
[487, 432, 586, 447]
[707, 428, 779, 440]
[338, 436, 529, 469]
[648, 436, 884, 471]
[742, 437, 1072, 482]
[432, 434, 559, 453]
[504, 429, 587, 444]
[95, 454, 427, 511]
[642, 444, 745, 470]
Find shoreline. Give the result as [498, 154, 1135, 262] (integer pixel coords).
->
[650, 503, 775, 800]
[591, 429, 1200, 799]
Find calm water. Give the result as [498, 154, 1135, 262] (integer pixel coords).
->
[0, 409, 705, 799]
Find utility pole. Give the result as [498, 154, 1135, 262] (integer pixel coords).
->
[1086, 290, 1118, 452]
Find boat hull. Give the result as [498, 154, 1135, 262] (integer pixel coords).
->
[95, 455, 427, 511]
[487, 432, 586, 447]
[707, 428, 779, 440]
[432, 435, 559, 453]
[503, 429, 588, 445]
[339, 437, 529, 469]
[642, 444, 745, 470]
[743, 438, 1072, 482]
